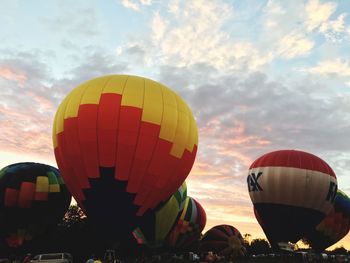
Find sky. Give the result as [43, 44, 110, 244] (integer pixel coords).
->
[1, 0, 350, 250]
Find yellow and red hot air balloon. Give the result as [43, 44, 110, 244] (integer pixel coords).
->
[247, 150, 337, 249]
[52, 75, 198, 239]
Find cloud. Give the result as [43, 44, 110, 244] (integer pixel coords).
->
[277, 32, 315, 59]
[122, 0, 140, 11]
[158, 63, 350, 171]
[301, 58, 350, 77]
[0, 67, 27, 87]
[305, 0, 337, 32]
[0, 49, 128, 161]
[40, 5, 100, 37]
[155, 63, 350, 239]
[146, 0, 272, 71]
[303, 0, 350, 42]
[319, 13, 348, 42]
[263, 0, 286, 28]
[121, 0, 152, 11]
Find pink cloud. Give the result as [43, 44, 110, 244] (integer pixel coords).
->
[0, 67, 27, 87]
[0, 105, 54, 158]
[27, 91, 55, 112]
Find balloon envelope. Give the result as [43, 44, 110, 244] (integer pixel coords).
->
[247, 150, 337, 248]
[52, 75, 198, 239]
[200, 225, 246, 257]
[167, 196, 206, 248]
[0, 162, 71, 247]
[304, 189, 350, 250]
[132, 182, 187, 248]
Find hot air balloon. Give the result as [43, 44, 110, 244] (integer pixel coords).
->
[247, 150, 337, 249]
[167, 196, 206, 248]
[52, 75, 198, 239]
[304, 189, 350, 250]
[0, 162, 71, 248]
[132, 182, 187, 248]
[200, 225, 246, 257]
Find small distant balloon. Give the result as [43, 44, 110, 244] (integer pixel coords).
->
[247, 150, 337, 249]
[200, 225, 246, 257]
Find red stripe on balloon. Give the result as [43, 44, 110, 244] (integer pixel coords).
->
[18, 182, 35, 208]
[63, 118, 90, 189]
[35, 192, 48, 201]
[133, 139, 174, 207]
[249, 150, 336, 177]
[77, 105, 100, 179]
[127, 122, 160, 193]
[4, 188, 19, 207]
[116, 106, 142, 181]
[54, 146, 85, 205]
[98, 93, 121, 167]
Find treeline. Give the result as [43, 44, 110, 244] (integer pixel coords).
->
[0, 206, 348, 262]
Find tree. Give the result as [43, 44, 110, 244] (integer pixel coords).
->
[330, 246, 348, 255]
[246, 238, 271, 255]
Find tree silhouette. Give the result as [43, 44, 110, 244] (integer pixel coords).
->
[245, 238, 271, 255]
[330, 246, 348, 255]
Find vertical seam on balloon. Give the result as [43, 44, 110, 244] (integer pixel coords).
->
[126, 77, 146, 188]
[115, 75, 129, 178]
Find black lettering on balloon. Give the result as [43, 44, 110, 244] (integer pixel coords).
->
[247, 172, 263, 192]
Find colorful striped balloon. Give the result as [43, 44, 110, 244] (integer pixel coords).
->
[167, 196, 206, 248]
[304, 189, 350, 250]
[247, 150, 337, 248]
[52, 75, 198, 239]
[0, 162, 71, 248]
[132, 182, 187, 248]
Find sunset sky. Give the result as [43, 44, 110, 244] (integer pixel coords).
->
[1, 0, 350, 250]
